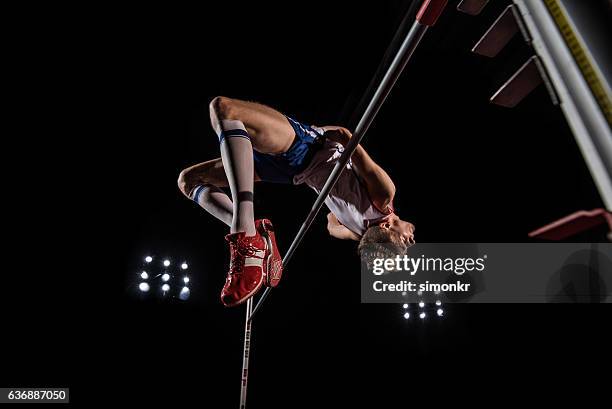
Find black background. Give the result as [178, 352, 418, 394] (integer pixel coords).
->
[4, 0, 611, 407]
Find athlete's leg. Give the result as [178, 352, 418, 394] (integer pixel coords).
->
[177, 158, 261, 227]
[209, 96, 296, 154]
[175, 97, 291, 306]
[178, 156, 269, 306]
[209, 97, 296, 236]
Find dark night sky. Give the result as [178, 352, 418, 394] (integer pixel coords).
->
[4, 1, 610, 407]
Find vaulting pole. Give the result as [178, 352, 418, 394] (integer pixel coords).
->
[239, 297, 253, 409]
[239, 1, 448, 406]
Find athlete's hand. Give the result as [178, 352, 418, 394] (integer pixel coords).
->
[322, 126, 352, 147]
[327, 212, 342, 227]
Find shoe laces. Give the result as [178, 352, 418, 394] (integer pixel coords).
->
[229, 239, 259, 275]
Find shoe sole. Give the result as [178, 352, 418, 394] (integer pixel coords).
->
[258, 220, 282, 287]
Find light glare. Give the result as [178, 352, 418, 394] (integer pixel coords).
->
[179, 286, 190, 300]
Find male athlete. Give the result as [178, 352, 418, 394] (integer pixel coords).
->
[177, 97, 415, 307]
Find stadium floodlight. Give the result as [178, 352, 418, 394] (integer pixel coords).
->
[179, 286, 191, 301]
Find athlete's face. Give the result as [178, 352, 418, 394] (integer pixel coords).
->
[379, 215, 415, 248]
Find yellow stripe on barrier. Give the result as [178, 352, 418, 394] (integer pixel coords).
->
[544, 0, 611, 125]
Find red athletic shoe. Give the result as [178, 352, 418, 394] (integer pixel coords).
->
[256, 219, 283, 287]
[220, 232, 267, 307]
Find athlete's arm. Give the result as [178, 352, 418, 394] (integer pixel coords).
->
[327, 212, 361, 241]
[321, 126, 395, 211]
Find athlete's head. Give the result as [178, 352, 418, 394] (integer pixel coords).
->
[378, 214, 415, 247]
[358, 214, 415, 266]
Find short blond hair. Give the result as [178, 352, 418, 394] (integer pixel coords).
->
[358, 226, 407, 269]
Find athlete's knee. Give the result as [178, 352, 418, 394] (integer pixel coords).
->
[177, 168, 200, 198]
[209, 96, 238, 120]
[177, 169, 190, 197]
